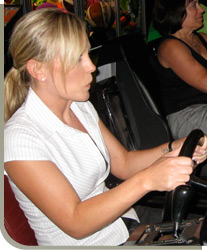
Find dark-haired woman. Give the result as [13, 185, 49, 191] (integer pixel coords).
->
[152, 0, 207, 139]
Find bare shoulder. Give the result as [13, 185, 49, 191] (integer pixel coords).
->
[157, 38, 191, 68]
[158, 38, 190, 56]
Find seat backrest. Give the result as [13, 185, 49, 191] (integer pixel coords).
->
[115, 56, 171, 149]
[4, 175, 38, 246]
[92, 33, 172, 150]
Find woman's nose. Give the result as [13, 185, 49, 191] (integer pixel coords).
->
[88, 58, 96, 73]
[199, 4, 205, 13]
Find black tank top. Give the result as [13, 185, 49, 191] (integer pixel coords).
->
[155, 32, 207, 116]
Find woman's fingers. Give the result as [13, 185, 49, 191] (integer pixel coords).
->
[146, 156, 193, 192]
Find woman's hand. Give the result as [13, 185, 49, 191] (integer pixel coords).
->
[193, 135, 207, 165]
[142, 147, 194, 192]
[169, 135, 207, 165]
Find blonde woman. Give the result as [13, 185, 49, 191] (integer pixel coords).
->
[4, 8, 207, 246]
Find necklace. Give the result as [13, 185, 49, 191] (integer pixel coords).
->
[191, 34, 197, 49]
[177, 32, 198, 49]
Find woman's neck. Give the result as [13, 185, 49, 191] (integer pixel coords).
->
[174, 30, 199, 50]
[31, 85, 73, 124]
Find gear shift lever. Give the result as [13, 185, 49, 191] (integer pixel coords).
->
[172, 185, 194, 238]
[171, 129, 204, 238]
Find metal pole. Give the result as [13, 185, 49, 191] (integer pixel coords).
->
[141, 0, 147, 40]
[114, 0, 121, 37]
[74, 0, 85, 20]
[20, 0, 32, 14]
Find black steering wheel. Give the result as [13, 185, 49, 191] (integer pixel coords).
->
[179, 129, 205, 187]
[162, 129, 207, 233]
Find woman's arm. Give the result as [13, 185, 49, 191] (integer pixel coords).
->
[5, 155, 192, 239]
[98, 119, 185, 179]
[5, 125, 195, 241]
[158, 39, 207, 92]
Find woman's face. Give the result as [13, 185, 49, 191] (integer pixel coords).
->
[183, 0, 204, 30]
[48, 41, 96, 103]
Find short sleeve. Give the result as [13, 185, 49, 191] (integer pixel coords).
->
[4, 125, 49, 163]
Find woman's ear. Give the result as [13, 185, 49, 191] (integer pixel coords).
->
[26, 59, 46, 81]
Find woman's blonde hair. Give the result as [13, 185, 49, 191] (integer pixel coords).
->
[4, 8, 88, 122]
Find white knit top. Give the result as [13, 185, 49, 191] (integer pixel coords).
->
[4, 88, 138, 246]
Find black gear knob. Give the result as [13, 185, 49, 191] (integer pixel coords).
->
[172, 185, 194, 238]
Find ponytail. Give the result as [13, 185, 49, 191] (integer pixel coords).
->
[4, 67, 30, 123]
